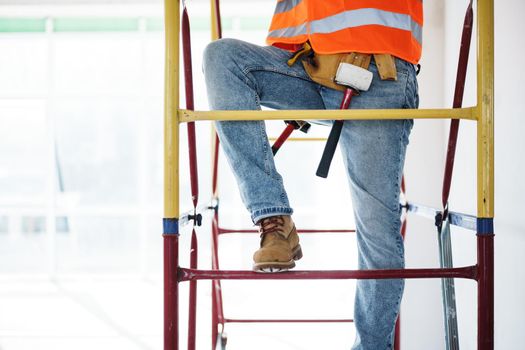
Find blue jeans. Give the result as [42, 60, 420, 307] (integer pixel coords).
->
[203, 38, 418, 350]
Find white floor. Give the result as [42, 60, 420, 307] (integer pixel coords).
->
[0, 232, 358, 350]
[0, 277, 163, 350]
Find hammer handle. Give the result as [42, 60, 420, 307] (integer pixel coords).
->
[316, 88, 354, 178]
[272, 123, 296, 155]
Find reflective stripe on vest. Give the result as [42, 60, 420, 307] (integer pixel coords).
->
[267, 0, 424, 64]
[275, 0, 303, 14]
[269, 8, 422, 45]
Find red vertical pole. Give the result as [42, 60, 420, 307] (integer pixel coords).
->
[442, 1, 473, 212]
[210, 113, 220, 350]
[394, 315, 401, 350]
[188, 229, 198, 350]
[212, 134, 220, 198]
[210, 136, 220, 349]
[211, 210, 225, 349]
[477, 223, 494, 350]
[164, 231, 179, 350]
[182, 8, 199, 208]
[182, 8, 199, 349]
[211, 298, 218, 349]
[211, 213, 219, 349]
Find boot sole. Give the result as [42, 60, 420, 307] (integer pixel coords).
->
[253, 244, 303, 273]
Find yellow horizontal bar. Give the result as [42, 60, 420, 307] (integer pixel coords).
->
[269, 137, 327, 142]
[179, 107, 477, 123]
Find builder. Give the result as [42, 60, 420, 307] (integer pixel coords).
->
[203, 1, 422, 349]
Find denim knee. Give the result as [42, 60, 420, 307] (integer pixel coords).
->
[203, 38, 240, 73]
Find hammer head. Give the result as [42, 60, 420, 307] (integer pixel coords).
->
[285, 120, 311, 133]
[335, 62, 373, 92]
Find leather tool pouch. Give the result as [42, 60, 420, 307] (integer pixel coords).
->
[373, 54, 398, 81]
[301, 52, 398, 90]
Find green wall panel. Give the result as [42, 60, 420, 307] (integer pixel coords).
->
[53, 18, 139, 32]
[0, 18, 46, 33]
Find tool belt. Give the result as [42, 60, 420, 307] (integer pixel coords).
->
[286, 42, 399, 177]
[288, 42, 398, 89]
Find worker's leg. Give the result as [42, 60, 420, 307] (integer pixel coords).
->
[320, 59, 418, 350]
[203, 38, 325, 223]
[344, 119, 412, 350]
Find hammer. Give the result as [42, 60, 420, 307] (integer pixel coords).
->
[316, 62, 373, 178]
[272, 120, 311, 155]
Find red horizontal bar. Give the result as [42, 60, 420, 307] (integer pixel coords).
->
[298, 229, 355, 233]
[179, 265, 477, 282]
[224, 318, 353, 323]
[218, 227, 355, 234]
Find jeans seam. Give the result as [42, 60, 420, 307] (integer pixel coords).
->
[243, 65, 313, 84]
[257, 120, 271, 176]
[253, 89, 261, 109]
[393, 123, 406, 260]
[402, 70, 412, 109]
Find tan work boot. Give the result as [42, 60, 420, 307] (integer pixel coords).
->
[253, 215, 303, 272]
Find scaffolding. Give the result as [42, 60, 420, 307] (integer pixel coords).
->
[162, 0, 494, 349]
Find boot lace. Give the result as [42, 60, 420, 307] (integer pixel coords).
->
[258, 216, 287, 239]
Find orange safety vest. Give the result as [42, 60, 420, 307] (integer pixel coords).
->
[267, 0, 423, 64]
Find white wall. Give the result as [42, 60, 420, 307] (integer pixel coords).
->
[490, 0, 525, 346]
